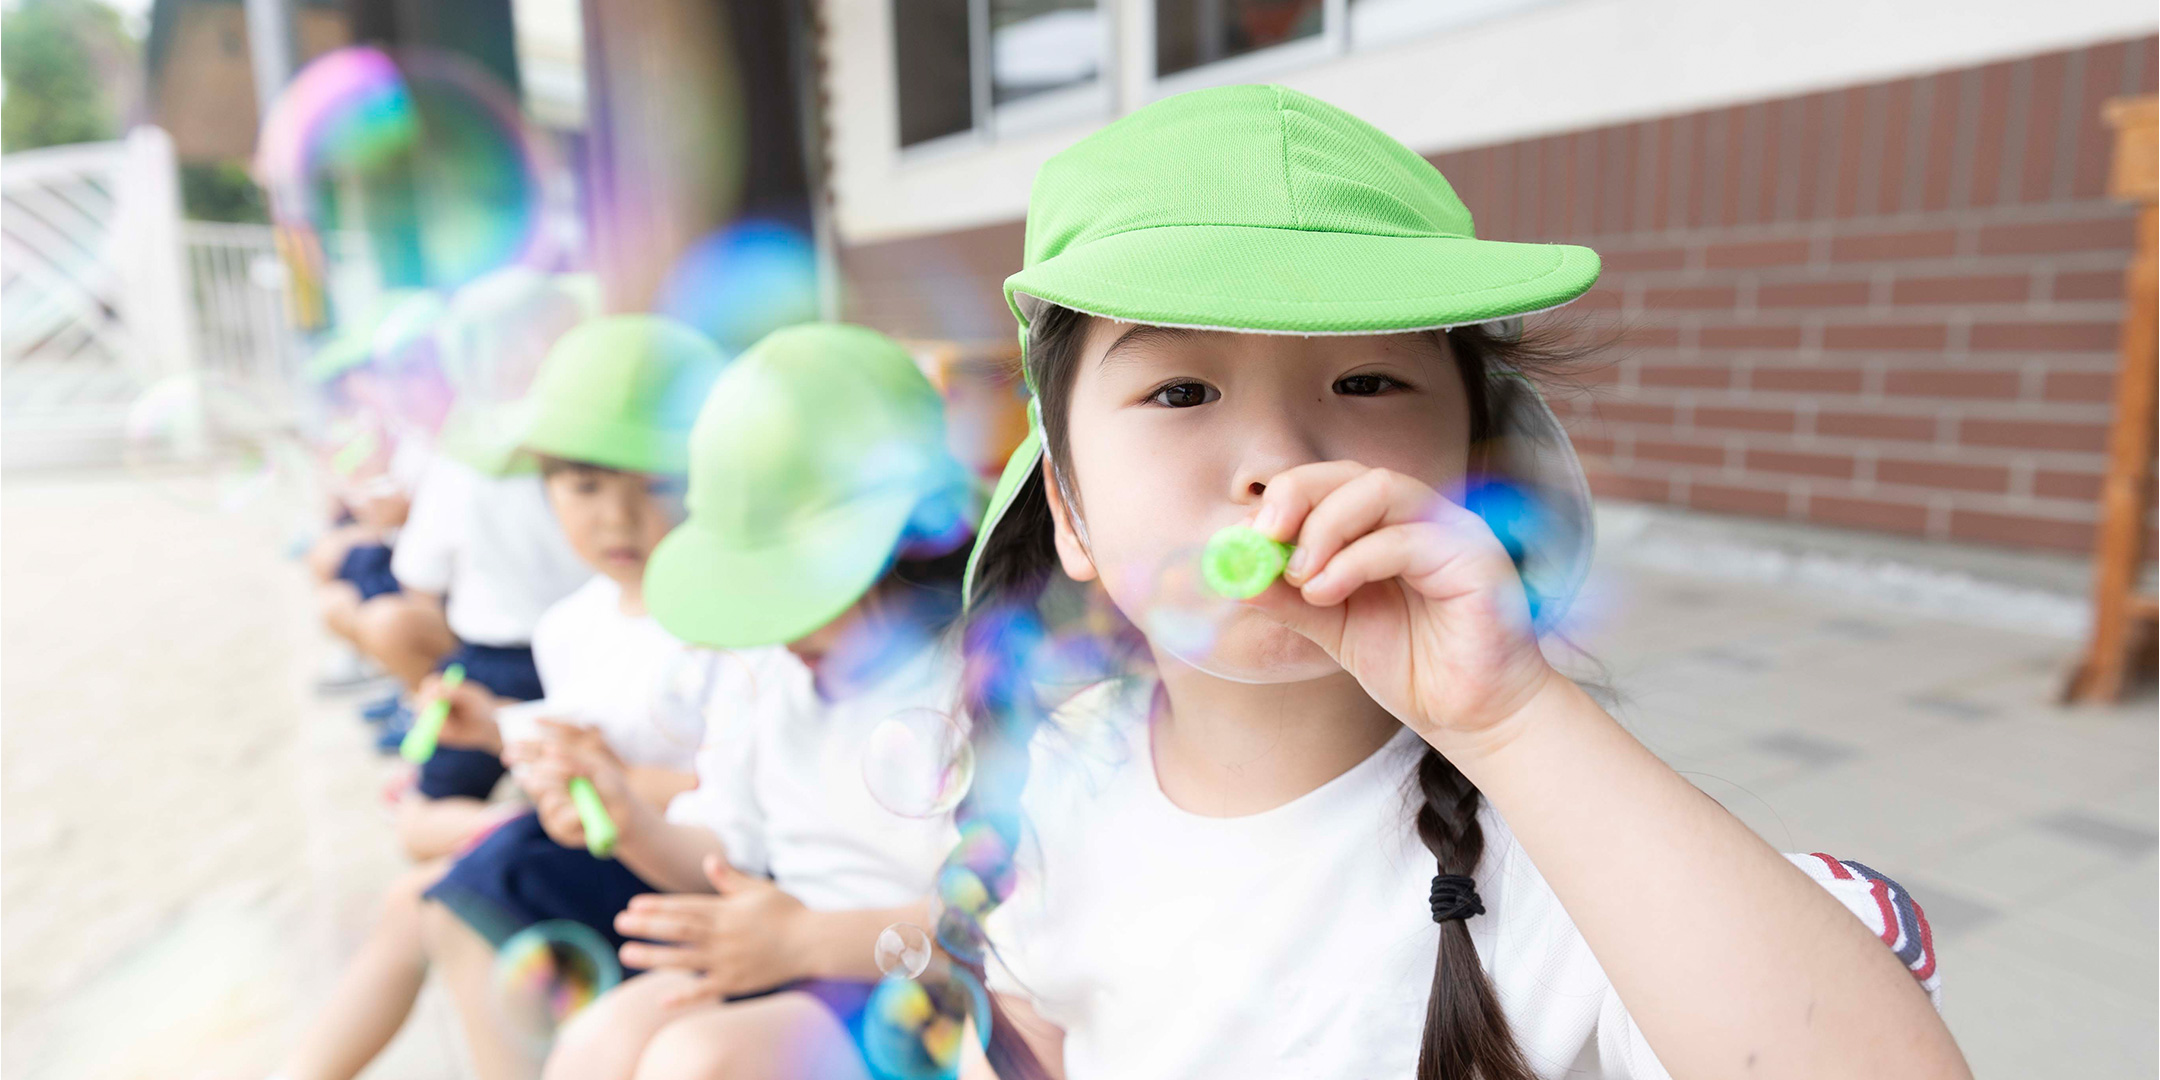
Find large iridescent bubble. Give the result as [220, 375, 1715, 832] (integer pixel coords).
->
[656, 220, 820, 355]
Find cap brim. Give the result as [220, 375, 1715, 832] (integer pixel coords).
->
[645, 489, 918, 649]
[1006, 225, 1599, 334]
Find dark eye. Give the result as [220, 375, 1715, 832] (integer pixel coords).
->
[1148, 381, 1218, 408]
[1334, 373, 1405, 396]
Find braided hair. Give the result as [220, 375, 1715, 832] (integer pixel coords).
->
[935, 304, 1581, 1079]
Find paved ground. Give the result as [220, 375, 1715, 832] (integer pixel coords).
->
[2, 470, 2153, 1079]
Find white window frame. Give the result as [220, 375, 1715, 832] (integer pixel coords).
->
[896, 0, 1119, 161]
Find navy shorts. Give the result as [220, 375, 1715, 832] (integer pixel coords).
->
[427, 811, 658, 952]
[335, 543, 401, 601]
[416, 642, 543, 800]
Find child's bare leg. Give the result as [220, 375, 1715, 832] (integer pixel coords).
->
[543, 971, 713, 1080]
[306, 524, 375, 582]
[354, 594, 456, 692]
[633, 992, 870, 1080]
[420, 900, 546, 1080]
[318, 581, 365, 647]
[395, 795, 499, 862]
[279, 859, 448, 1080]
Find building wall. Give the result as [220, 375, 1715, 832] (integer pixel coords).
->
[838, 34, 2157, 554]
[820, 0, 2157, 245]
[154, 4, 350, 163]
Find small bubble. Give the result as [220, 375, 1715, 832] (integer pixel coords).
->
[862, 708, 975, 818]
[874, 922, 933, 979]
[490, 920, 620, 1050]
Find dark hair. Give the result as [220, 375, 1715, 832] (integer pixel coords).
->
[948, 304, 1597, 1079]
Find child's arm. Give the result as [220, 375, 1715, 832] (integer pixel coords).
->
[1250, 462, 1969, 1080]
[515, 726, 733, 893]
[612, 859, 934, 1003]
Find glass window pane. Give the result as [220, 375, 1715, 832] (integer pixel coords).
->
[990, 0, 1102, 107]
[894, 0, 975, 146]
[1154, 0, 1324, 78]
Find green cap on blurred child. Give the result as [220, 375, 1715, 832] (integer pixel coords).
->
[515, 314, 726, 475]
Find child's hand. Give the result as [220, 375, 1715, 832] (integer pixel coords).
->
[1243, 461, 1560, 754]
[418, 673, 504, 754]
[615, 855, 810, 1002]
[523, 720, 633, 849]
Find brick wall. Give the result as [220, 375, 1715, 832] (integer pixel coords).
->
[841, 35, 2158, 554]
[1431, 35, 2157, 552]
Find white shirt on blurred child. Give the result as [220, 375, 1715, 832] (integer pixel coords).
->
[391, 454, 590, 646]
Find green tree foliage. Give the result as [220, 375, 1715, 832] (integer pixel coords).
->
[2, 0, 137, 153]
[180, 161, 271, 222]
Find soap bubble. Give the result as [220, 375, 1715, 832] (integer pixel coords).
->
[123, 375, 307, 515]
[491, 920, 621, 1050]
[862, 708, 975, 818]
[656, 220, 820, 355]
[1112, 539, 1334, 685]
[874, 922, 934, 980]
[863, 958, 992, 1080]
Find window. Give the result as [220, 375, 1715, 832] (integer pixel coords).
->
[892, 0, 1110, 150]
[1154, 0, 1323, 78]
[1148, 0, 1559, 92]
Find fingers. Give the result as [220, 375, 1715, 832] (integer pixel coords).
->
[624, 893, 727, 920]
[1273, 468, 1441, 590]
[702, 854, 756, 895]
[617, 941, 707, 971]
[1298, 521, 1514, 609]
[614, 907, 712, 945]
[1249, 461, 1372, 544]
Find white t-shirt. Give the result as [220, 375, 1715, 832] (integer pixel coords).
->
[986, 680, 1944, 1080]
[391, 454, 591, 647]
[667, 642, 960, 912]
[495, 576, 707, 772]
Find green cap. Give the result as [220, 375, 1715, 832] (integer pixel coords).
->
[510, 315, 724, 475]
[644, 323, 973, 649]
[966, 85, 1600, 626]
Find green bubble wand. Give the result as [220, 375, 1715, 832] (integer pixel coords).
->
[1201, 524, 1295, 600]
[567, 777, 618, 859]
[399, 663, 465, 763]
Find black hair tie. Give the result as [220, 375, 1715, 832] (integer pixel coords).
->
[1430, 874, 1485, 923]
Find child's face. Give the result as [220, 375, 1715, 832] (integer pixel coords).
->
[543, 464, 684, 588]
[1051, 320, 1473, 682]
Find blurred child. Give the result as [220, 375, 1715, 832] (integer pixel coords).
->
[529, 324, 977, 1080]
[272, 316, 724, 1080]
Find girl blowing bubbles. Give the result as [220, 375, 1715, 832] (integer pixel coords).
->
[924, 86, 1967, 1080]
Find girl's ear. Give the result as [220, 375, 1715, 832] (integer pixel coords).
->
[1040, 458, 1099, 583]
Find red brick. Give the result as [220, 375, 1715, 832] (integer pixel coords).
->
[2052, 269, 2128, 301]
[1816, 410, 1939, 441]
[1976, 218, 2135, 255]
[1642, 285, 1737, 309]
[1596, 401, 1679, 426]
[1830, 228, 1956, 262]
[2018, 53, 2068, 203]
[1757, 280, 1871, 307]
[1808, 493, 1930, 535]
[1966, 61, 2014, 209]
[1687, 481, 1791, 516]
[2033, 469, 2103, 500]
[1636, 439, 1728, 467]
[1822, 323, 1948, 351]
[1874, 79, 1915, 215]
[1570, 433, 1618, 457]
[1745, 448, 1856, 479]
[1874, 458, 2011, 493]
[1589, 471, 1673, 502]
[1947, 509, 2094, 552]
[1881, 368, 2021, 399]
[1958, 417, 2108, 452]
[1919, 72, 1961, 212]
[1750, 366, 1866, 393]
[1699, 325, 1805, 349]
[1621, 325, 1682, 347]
[1706, 238, 1812, 268]
[1575, 289, 1624, 311]
[1694, 405, 1796, 433]
[1968, 321, 2120, 352]
[2042, 371, 2116, 403]
[1602, 246, 1689, 273]
[1639, 365, 1733, 389]
[2071, 43, 2130, 198]
[1890, 274, 2030, 305]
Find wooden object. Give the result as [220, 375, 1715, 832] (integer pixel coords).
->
[2064, 95, 2158, 705]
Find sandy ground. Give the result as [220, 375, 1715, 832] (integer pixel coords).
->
[2, 469, 467, 1080]
[3, 468, 2154, 1078]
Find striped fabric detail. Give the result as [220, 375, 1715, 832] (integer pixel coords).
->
[1808, 852, 1939, 996]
